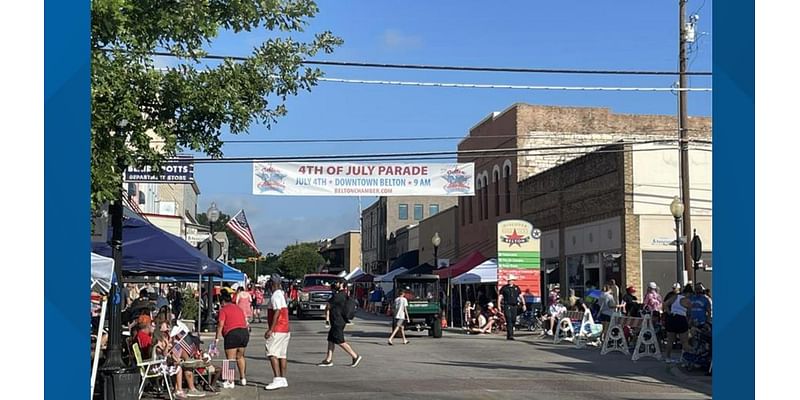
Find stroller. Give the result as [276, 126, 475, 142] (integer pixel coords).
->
[682, 322, 712, 373]
[516, 308, 542, 332]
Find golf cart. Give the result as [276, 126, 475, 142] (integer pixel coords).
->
[393, 274, 443, 338]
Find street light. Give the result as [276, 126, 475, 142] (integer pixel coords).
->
[203, 202, 220, 332]
[670, 196, 685, 287]
[432, 232, 447, 327]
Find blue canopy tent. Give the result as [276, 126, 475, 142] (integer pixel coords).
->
[91, 215, 222, 277]
[171, 263, 246, 283]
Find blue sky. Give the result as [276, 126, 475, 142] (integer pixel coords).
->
[180, 0, 713, 254]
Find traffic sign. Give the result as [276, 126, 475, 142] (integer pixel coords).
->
[691, 231, 703, 262]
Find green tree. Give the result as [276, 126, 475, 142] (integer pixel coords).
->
[277, 242, 324, 279]
[91, 0, 341, 209]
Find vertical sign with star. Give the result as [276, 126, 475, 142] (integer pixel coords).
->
[497, 219, 541, 299]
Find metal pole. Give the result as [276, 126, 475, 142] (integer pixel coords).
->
[203, 223, 216, 331]
[101, 198, 125, 370]
[678, 0, 693, 277]
[197, 274, 201, 333]
[90, 297, 108, 397]
[674, 217, 684, 286]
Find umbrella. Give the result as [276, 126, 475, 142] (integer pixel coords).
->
[92, 216, 222, 277]
[586, 289, 603, 299]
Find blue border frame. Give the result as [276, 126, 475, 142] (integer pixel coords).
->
[713, 1, 754, 398]
[44, 0, 90, 399]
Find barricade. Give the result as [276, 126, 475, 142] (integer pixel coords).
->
[554, 311, 585, 344]
[601, 312, 641, 356]
[631, 314, 662, 361]
[574, 310, 603, 349]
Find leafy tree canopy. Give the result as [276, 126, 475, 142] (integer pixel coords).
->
[277, 242, 324, 279]
[91, 0, 342, 208]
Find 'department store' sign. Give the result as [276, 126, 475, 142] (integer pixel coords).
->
[252, 162, 475, 196]
[125, 156, 195, 183]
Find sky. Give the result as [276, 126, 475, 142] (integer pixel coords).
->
[175, 0, 713, 255]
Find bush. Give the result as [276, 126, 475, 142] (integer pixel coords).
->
[181, 287, 199, 324]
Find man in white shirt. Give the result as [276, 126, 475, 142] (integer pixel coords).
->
[264, 276, 291, 390]
[387, 288, 411, 345]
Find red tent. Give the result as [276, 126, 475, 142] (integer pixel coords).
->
[434, 251, 487, 279]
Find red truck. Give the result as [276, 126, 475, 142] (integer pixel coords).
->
[295, 274, 339, 319]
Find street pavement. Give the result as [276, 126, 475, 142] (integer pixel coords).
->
[159, 311, 711, 400]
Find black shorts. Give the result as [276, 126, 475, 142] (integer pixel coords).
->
[665, 314, 689, 334]
[224, 328, 250, 350]
[327, 323, 346, 345]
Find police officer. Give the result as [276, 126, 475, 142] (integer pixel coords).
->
[497, 274, 526, 340]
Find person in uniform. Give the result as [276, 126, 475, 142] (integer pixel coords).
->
[497, 274, 527, 340]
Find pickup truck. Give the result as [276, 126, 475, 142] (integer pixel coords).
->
[296, 274, 338, 319]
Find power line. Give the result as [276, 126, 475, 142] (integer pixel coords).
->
[316, 77, 712, 92]
[143, 50, 711, 76]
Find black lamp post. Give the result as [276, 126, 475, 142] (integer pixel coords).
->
[670, 196, 685, 287]
[202, 202, 220, 332]
[432, 232, 445, 325]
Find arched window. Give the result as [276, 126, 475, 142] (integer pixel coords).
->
[476, 178, 483, 221]
[482, 175, 489, 220]
[470, 181, 476, 223]
[493, 167, 500, 217]
[503, 161, 512, 213]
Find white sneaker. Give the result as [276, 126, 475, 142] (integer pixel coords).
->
[240, 378, 247, 386]
[265, 378, 288, 390]
[222, 381, 234, 389]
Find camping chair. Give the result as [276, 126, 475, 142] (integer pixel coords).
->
[174, 333, 217, 392]
[131, 343, 174, 400]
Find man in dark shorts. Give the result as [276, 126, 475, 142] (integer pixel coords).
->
[318, 279, 362, 368]
[215, 291, 250, 387]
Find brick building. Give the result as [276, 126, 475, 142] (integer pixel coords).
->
[519, 141, 713, 297]
[362, 196, 457, 275]
[457, 103, 712, 262]
[319, 231, 361, 275]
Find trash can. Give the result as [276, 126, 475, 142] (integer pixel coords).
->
[102, 367, 140, 400]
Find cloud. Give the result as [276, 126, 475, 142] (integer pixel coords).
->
[381, 29, 423, 50]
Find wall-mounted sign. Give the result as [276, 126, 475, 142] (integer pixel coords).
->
[125, 156, 194, 183]
[252, 162, 475, 196]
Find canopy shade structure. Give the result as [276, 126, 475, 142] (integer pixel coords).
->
[92, 216, 223, 277]
[354, 273, 374, 283]
[344, 268, 365, 281]
[452, 258, 498, 285]
[91, 252, 114, 295]
[375, 267, 409, 283]
[434, 251, 487, 279]
[404, 262, 435, 276]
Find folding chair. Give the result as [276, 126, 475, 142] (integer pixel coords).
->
[132, 343, 174, 400]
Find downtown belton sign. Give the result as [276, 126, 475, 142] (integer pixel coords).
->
[125, 156, 194, 183]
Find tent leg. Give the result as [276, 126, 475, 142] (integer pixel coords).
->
[90, 298, 108, 399]
[198, 274, 202, 334]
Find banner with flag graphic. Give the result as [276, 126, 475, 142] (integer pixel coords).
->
[226, 209, 259, 253]
[222, 359, 236, 381]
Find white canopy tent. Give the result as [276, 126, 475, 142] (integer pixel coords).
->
[374, 267, 409, 291]
[90, 252, 115, 398]
[344, 267, 365, 281]
[452, 259, 497, 285]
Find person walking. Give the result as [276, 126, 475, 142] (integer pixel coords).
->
[607, 279, 621, 305]
[643, 282, 664, 320]
[663, 285, 693, 363]
[597, 284, 617, 339]
[235, 286, 253, 327]
[318, 279, 363, 368]
[497, 274, 526, 341]
[215, 291, 250, 388]
[689, 283, 712, 327]
[388, 288, 410, 345]
[264, 276, 291, 390]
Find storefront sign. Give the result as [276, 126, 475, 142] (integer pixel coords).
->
[125, 157, 194, 183]
[251, 162, 474, 196]
[497, 219, 541, 297]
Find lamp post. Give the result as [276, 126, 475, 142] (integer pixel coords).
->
[203, 202, 220, 332]
[432, 232, 446, 326]
[670, 196, 685, 287]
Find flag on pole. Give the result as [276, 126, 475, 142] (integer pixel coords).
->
[222, 359, 236, 381]
[226, 210, 259, 253]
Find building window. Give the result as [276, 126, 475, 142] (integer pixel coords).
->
[138, 191, 146, 205]
[494, 170, 500, 217]
[399, 204, 408, 220]
[504, 165, 512, 213]
[477, 184, 483, 220]
[482, 176, 489, 219]
[430, 204, 439, 216]
[413, 204, 424, 220]
[468, 196, 474, 224]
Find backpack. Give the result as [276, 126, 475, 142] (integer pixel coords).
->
[344, 295, 357, 322]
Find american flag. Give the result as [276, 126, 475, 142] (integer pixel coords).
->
[172, 334, 197, 359]
[226, 210, 259, 253]
[222, 359, 236, 381]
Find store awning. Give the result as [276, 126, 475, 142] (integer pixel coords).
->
[405, 262, 435, 276]
[434, 251, 487, 279]
[389, 250, 418, 272]
[92, 216, 223, 277]
[452, 258, 498, 285]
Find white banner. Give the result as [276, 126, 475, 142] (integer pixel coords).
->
[252, 162, 475, 196]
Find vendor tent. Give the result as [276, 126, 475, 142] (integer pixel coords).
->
[404, 262, 435, 276]
[172, 263, 245, 283]
[375, 267, 409, 283]
[344, 267, 365, 281]
[91, 252, 114, 295]
[354, 273, 374, 283]
[388, 250, 418, 272]
[434, 251, 486, 279]
[92, 216, 222, 277]
[452, 258, 498, 285]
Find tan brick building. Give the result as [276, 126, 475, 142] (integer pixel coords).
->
[457, 103, 712, 263]
[319, 231, 361, 275]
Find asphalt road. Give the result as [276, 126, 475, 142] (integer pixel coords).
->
[161, 312, 712, 400]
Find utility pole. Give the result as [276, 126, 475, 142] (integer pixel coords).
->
[678, 0, 693, 282]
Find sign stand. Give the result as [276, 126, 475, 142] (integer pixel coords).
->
[601, 312, 630, 356]
[632, 314, 662, 361]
